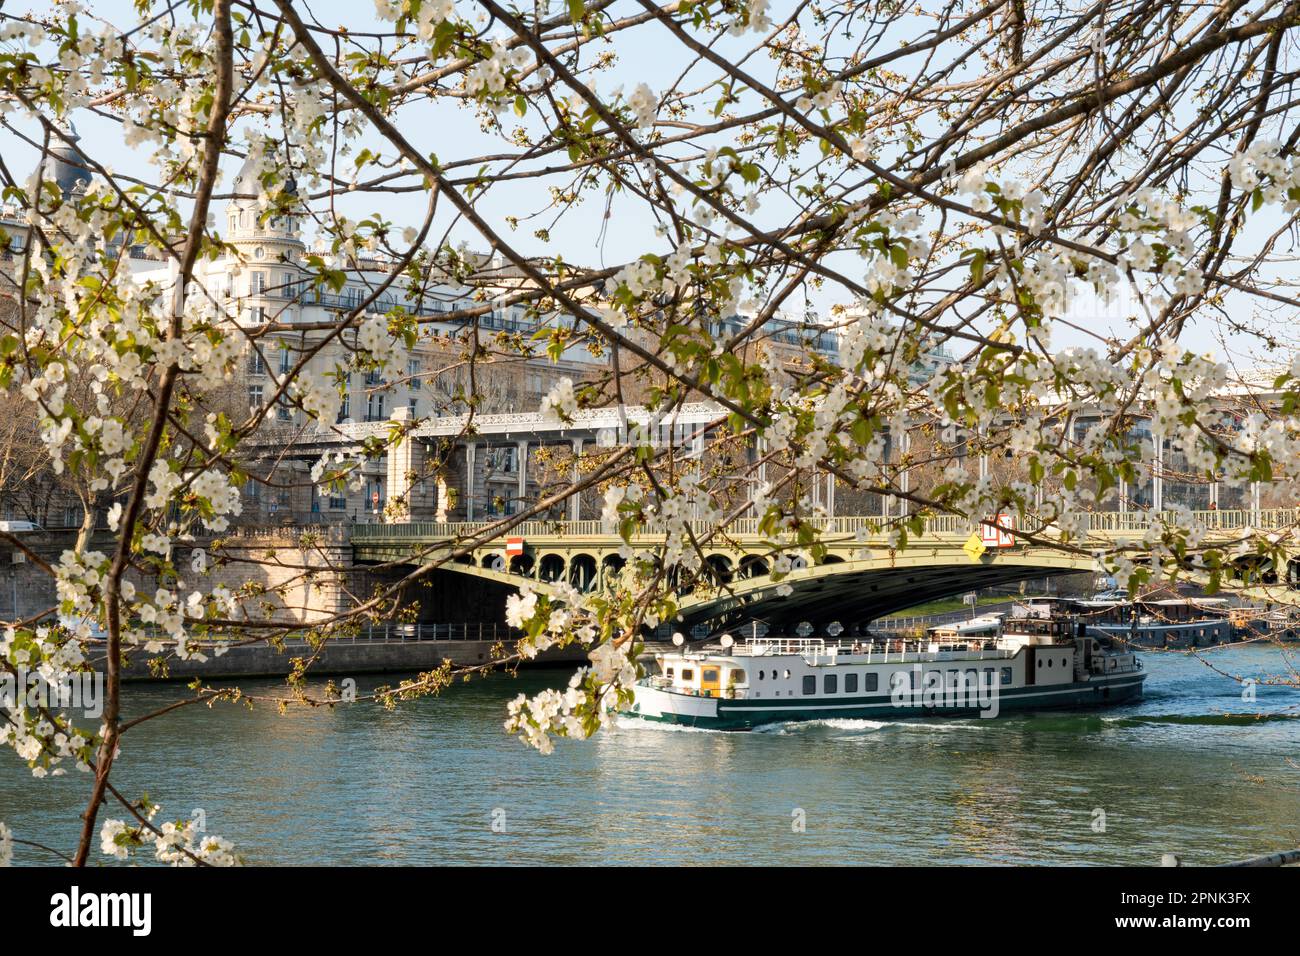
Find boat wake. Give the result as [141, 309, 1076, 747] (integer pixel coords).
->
[613, 715, 719, 733]
[753, 717, 893, 734]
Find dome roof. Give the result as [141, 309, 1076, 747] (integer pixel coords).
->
[230, 151, 263, 200]
[45, 127, 91, 198]
[231, 150, 298, 200]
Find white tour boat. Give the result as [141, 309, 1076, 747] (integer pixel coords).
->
[625, 615, 1145, 730]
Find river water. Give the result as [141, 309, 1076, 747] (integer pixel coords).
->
[2, 644, 1299, 865]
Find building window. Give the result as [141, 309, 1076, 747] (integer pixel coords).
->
[247, 306, 265, 325]
[248, 384, 263, 410]
[337, 393, 350, 423]
[276, 397, 292, 422]
[246, 481, 261, 503]
[279, 350, 292, 373]
[844, 673, 859, 694]
[802, 675, 816, 696]
[408, 396, 418, 416]
[247, 351, 265, 375]
[366, 393, 386, 422]
[408, 358, 421, 389]
[824, 674, 838, 694]
[328, 490, 346, 510]
[251, 271, 266, 295]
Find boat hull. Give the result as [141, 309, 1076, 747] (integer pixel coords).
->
[625, 672, 1145, 731]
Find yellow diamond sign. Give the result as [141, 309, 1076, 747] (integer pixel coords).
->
[963, 532, 987, 562]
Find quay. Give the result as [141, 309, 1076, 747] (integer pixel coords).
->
[85, 623, 589, 682]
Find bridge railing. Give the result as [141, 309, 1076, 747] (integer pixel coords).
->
[350, 508, 1300, 542]
[276, 622, 510, 643]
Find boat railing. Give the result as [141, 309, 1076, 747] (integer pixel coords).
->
[736, 637, 1016, 664]
[739, 637, 828, 656]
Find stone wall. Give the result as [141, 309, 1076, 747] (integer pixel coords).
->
[176, 526, 361, 624]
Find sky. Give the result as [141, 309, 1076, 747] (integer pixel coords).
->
[1, 0, 1293, 373]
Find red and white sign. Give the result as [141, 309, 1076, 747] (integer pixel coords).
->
[981, 513, 1016, 547]
[505, 537, 525, 557]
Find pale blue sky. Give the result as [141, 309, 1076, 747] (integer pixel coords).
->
[2, 0, 1291, 371]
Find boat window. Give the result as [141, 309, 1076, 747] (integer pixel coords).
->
[1047, 658, 1053, 668]
[783, 669, 791, 679]
[681, 669, 694, 681]
[864, 673, 878, 692]
[845, 673, 859, 694]
[824, 674, 838, 694]
[802, 675, 816, 695]
[703, 669, 719, 682]
[1038, 658, 1044, 668]
[730, 669, 747, 685]
[758, 670, 765, 681]
[1001, 667, 1012, 685]
[665, 667, 674, 678]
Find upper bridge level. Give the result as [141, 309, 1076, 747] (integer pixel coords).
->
[350, 507, 1300, 628]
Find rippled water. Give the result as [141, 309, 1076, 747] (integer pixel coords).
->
[2, 644, 1299, 865]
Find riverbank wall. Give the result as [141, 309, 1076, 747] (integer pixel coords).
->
[93, 638, 589, 683]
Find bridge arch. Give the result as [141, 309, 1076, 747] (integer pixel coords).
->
[538, 553, 566, 583]
[704, 553, 734, 586]
[599, 553, 625, 589]
[678, 549, 1099, 630]
[569, 553, 598, 591]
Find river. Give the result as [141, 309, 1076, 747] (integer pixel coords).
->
[2, 643, 1299, 865]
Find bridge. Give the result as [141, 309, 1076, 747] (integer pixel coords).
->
[350, 508, 1300, 630]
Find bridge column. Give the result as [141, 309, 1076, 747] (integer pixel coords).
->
[1151, 438, 1164, 512]
[385, 406, 415, 522]
[516, 439, 529, 514]
[464, 441, 477, 521]
[569, 438, 584, 521]
[897, 428, 911, 516]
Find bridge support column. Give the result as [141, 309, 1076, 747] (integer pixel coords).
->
[1148, 435, 1164, 512]
[516, 439, 529, 513]
[385, 406, 415, 522]
[569, 438, 584, 521]
[464, 441, 477, 521]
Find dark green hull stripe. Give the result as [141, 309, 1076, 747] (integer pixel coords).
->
[628, 674, 1145, 730]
